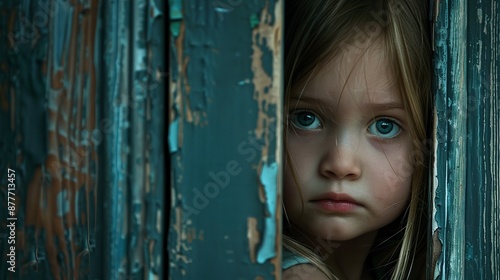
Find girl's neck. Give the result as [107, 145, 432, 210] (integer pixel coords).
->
[325, 232, 377, 280]
[294, 231, 378, 280]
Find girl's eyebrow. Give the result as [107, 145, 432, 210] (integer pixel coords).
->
[364, 100, 405, 111]
[290, 97, 404, 110]
[288, 97, 322, 109]
[289, 96, 325, 104]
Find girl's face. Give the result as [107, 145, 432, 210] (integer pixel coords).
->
[284, 42, 413, 242]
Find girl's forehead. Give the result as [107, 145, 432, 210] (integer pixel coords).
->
[330, 44, 394, 89]
[293, 42, 402, 106]
[329, 41, 393, 83]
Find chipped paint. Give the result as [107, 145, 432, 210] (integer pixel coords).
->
[250, 1, 283, 276]
[170, 5, 210, 130]
[247, 217, 260, 263]
[170, 0, 183, 37]
[169, 0, 283, 278]
[431, 106, 442, 279]
[169, 118, 179, 153]
[432, 0, 468, 277]
[432, 0, 500, 278]
[257, 162, 278, 264]
[172, 20, 188, 149]
[251, 0, 282, 160]
[172, 207, 193, 266]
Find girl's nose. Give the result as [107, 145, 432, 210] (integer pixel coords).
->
[319, 135, 362, 180]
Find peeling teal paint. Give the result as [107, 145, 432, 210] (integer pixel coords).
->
[257, 162, 278, 264]
[168, 0, 283, 278]
[250, 14, 260, 29]
[169, 0, 183, 37]
[432, 0, 500, 278]
[169, 119, 179, 153]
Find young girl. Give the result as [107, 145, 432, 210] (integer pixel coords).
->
[283, 0, 431, 279]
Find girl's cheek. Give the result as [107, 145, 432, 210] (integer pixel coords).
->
[373, 152, 413, 202]
[381, 158, 414, 189]
[380, 142, 415, 180]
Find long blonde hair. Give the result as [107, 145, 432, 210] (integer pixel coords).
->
[284, 0, 431, 279]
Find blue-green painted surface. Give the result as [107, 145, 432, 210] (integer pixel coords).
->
[432, 0, 499, 278]
[0, 0, 166, 279]
[168, 0, 283, 278]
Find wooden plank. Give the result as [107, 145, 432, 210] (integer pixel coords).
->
[0, 0, 167, 279]
[101, 0, 166, 279]
[432, 0, 499, 278]
[168, 0, 283, 278]
[464, 0, 500, 277]
[0, 1, 102, 279]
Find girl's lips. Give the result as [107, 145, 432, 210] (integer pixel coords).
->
[312, 200, 359, 212]
[310, 192, 360, 204]
[310, 192, 361, 213]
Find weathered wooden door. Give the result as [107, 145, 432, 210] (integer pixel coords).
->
[431, 0, 500, 279]
[168, 0, 283, 278]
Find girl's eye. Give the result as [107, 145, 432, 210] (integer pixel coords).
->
[290, 111, 322, 130]
[368, 118, 401, 139]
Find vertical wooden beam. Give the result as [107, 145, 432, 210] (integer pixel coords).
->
[1, 0, 102, 279]
[168, 0, 283, 278]
[0, 0, 167, 279]
[464, 0, 500, 277]
[432, 0, 467, 278]
[432, 0, 499, 278]
[101, 0, 166, 279]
